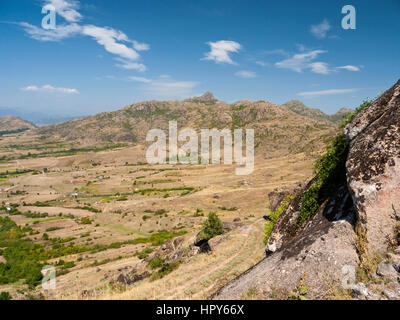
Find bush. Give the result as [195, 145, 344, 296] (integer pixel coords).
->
[149, 256, 164, 270]
[150, 261, 180, 281]
[80, 217, 92, 225]
[199, 212, 223, 241]
[0, 291, 11, 300]
[135, 248, 153, 259]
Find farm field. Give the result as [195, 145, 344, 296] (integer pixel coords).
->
[0, 131, 318, 300]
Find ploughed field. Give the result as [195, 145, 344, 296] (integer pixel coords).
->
[0, 132, 320, 299]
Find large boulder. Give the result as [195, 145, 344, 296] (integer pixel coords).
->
[265, 179, 316, 254]
[213, 79, 400, 300]
[345, 79, 400, 253]
[214, 205, 358, 299]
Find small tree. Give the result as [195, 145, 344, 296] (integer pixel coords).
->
[200, 212, 224, 241]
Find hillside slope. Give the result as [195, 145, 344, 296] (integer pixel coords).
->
[284, 100, 353, 125]
[37, 93, 339, 158]
[0, 116, 36, 132]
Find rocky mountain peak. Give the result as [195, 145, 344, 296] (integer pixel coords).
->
[190, 91, 216, 102]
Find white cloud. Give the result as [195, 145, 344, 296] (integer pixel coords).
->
[203, 40, 242, 64]
[309, 62, 331, 75]
[275, 49, 360, 75]
[128, 76, 151, 83]
[132, 40, 150, 51]
[81, 25, 148, 71]
[255, 61, 269, 67]
[115, 58, 147, 72]
[310, 19, 331, 39]
[19, 22, 81, 41]
[297, 88, 358, 97]
[21, 84, 79, 94]
[17, 1, 149, 71]
[82, 25, 139, 60]
[275, 50, 329, 73]
[43, 0, 82, 22]
[337, 65, 360, 72]
[235, 70, 257, 78]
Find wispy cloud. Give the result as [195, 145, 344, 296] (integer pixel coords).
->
[82, 25, 140, 60]
[255, 61, 269, 67]
[310, 19, 331, 39]
[18, 22, 81, 41]
[127, 76, 151, 83]
[114, 59, 147, 72]
[131, 40, 150, 51]
[275, 50, 330, 74]
[275, 48, 361, 75]
[234, 70, 257, 78]
[81, 25, 148, 71]
[21, 84, 79, 94]
[309, 62, 331, 75]
[297, 88, 358, 97]
[17, 0, 149, 72]
[337, 65, 360, 72]
[203, 40, 242, 65]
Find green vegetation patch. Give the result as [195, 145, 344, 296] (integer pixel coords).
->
[198, 212, 224, 241]
[296, 100, 372, 226]
[264, 195, 293, 244]
[150, 261, 181, 281]
[0, 216, 90, 286]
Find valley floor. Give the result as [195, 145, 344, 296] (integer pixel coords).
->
[0, 133, 320, 300]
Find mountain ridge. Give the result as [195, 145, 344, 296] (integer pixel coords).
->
[36, 94, 340, 158]
[284, 100, 353, 124]
[0, 115, 37, 132]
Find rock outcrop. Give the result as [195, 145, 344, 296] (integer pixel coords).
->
[214, 205, 358, 299]
[214, 79, 400, 300]
[345, 79, 400, 253]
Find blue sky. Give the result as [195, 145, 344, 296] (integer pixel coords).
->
[0, 0, 399, 119]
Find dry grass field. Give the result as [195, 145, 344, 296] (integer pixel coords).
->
[0, 128, 324, 300]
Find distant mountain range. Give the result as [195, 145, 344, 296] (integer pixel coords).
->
[35, 92, 354, 157]
[283, 100, 354, 125]
[0, 116, 36, 131]
[0, 107, 82, 125]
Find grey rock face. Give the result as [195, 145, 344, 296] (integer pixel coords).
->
[376, 261, 399, 278]
[214, 208, 359, 299]
[345, 79, 400, 253]
[382, 289, 400, 300]
[352, 282, 368, 297]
